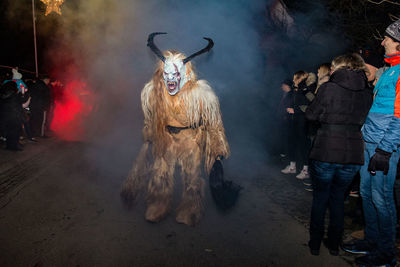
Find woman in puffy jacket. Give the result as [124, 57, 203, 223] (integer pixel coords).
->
[305, 53, 372, 256]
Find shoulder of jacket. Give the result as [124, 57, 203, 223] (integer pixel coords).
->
[317, 81, 335, 92]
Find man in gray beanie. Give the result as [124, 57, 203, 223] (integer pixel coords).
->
[341, 19, 400, 267]
[385, 19, 400, 43]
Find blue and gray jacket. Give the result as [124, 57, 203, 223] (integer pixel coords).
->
[362, 53, 400, 152]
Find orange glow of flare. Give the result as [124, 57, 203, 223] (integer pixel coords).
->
[40, 0, 65, 16]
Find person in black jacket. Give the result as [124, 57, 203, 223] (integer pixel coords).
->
[29, 77, 51, 137]
[0, 81, 24, 150]
[305, 53, 373, 256]
[281, 71, 316, 179]
[277, 79, 293, 157]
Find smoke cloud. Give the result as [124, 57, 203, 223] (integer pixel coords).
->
[39, 0, 270, 177]
[2, 0, 350, 179]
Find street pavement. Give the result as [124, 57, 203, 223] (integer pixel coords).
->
[0, 137, 356, 266]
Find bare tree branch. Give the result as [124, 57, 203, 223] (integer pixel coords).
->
[389, 13, 400, 21]
[372, 28, 384, 40]
[365, 0, 400, 5]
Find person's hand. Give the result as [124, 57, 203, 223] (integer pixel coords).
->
[368, 148, 392, 175]
[286, 108, 294, 114]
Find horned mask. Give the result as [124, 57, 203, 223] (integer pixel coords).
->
[147, 32, 214, 96]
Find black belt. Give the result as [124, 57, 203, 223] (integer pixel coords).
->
[320, 124, 360, 132]
[166, 118, 203, 134]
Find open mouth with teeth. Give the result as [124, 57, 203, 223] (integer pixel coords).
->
[167, 81, 178, 94]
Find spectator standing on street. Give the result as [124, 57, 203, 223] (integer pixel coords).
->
[281, 71, 316, 179]
[277, 79, 293, 158]
[303, 63, 332, 192]
[305, 53, 372, 256]
[29, 76, 51, 138]
[13, 69, 34, 141]
[0, 81, 25, 151]
[342, 19, 400, 267]
[3, 68, 34, 142]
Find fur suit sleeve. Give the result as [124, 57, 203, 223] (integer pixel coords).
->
[192, 80, 230, 174]
[141, 81, 155, 142]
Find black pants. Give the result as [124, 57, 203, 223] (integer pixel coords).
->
[288, 114, 310, 168]
[4, 119, 22, 149]
[279, 117, 289, 155]
[30, 109, 44, 137]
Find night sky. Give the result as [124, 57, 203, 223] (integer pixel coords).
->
[0, 0, 397, 78]
[0, 0, 65, 76]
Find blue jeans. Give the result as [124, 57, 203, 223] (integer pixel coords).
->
[360, 142, 400, 258]
[309, 160, 360, 249]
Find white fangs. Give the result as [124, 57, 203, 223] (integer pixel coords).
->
[168, 82, 177, 90]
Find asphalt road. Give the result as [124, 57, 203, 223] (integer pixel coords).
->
[0, 138, 354, 266]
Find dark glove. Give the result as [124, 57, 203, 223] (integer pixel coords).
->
[368, 148, 392, 175]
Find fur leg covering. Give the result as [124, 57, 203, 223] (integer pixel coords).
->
[145, 156, 175, 222]
[120, 142, 151, 206]
[176, 150, 205, 226]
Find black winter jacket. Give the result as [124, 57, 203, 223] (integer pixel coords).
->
[0, 82, 24, 124]
[30, 80, 51, 111]
[292, 79, 314, 115]
[305, 68, 373, 164]
[277, 91, 293, 119]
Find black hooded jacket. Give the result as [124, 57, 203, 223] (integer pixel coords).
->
[292, 78, 315, 115]
[305, 68, 373, 164]
[29, 80, 51, 112]
[0, 81, 24, 124]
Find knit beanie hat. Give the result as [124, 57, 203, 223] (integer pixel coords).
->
[385, 19, 400, 42]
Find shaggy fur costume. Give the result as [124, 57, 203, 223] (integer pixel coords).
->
[121, 50, 229, 226]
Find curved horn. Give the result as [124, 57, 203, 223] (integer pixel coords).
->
[147, 32, 167, 62]
[183, 37, 214, 64]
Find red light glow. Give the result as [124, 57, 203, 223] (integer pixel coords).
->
[50, 80, 94, 141]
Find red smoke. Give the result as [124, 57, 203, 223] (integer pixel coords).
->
[50, 80, 94, 141]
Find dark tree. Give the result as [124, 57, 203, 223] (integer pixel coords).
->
[269, 0, 399, 50]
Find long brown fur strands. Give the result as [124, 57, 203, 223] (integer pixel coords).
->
[121, 50, 229, 225]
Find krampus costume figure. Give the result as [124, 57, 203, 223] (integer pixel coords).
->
[121, 33, 231, 226]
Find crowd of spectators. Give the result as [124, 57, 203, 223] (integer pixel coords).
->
[276, 18, 400, 267]
[0, 67, 62, 151]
